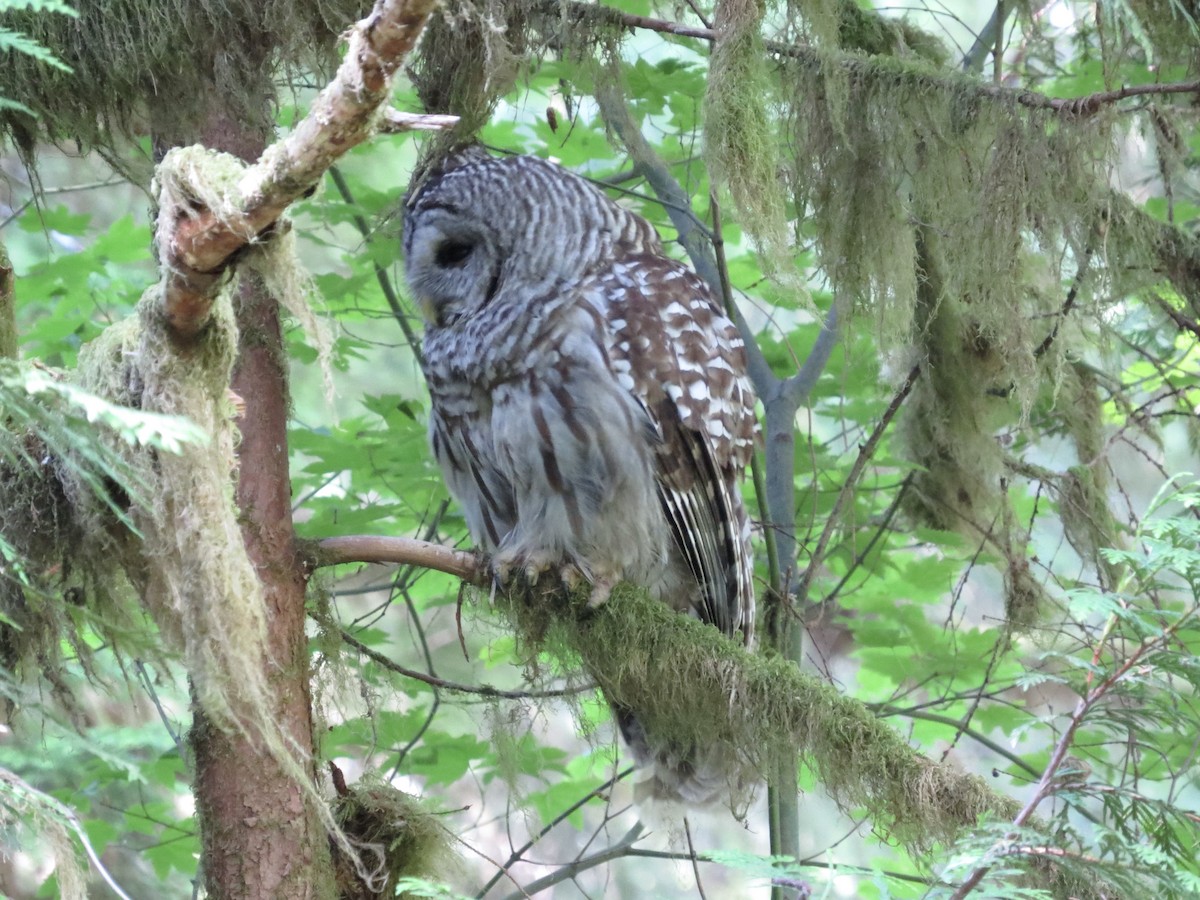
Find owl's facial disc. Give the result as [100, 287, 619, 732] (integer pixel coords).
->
[404, 212, 499, 327]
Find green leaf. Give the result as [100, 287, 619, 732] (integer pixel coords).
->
[0, 26, 71, 72]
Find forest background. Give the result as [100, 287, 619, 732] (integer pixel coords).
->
[1, 0, 1199, 898]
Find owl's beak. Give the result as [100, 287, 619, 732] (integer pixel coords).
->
[413, 293, 438, 325]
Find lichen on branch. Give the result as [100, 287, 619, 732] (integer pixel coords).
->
[145, 0, 440, 340]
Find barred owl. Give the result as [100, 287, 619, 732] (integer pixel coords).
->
[403, 150, 758, 803]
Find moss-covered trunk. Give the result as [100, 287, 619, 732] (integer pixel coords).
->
[184, 117, 335, 900]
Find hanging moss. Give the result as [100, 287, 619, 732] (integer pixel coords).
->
[0, 0, 364, 161]
[0, 365, 169, 717]
[331, 776, 454, 900]
[60, 147, 368, 866]
[777, 45, 1134, 629]
[1110, 1, 1200, 72]
[74, 280, 266, 728]
[411, 0, 529, 143]
[705, 0, 791, 274]
[784, 51, 1113, 362]
[832, 0, 949, 62]
[900, 228, 1009, 532]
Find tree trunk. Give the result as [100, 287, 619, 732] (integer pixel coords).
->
[185, 116, 336, 899]
[1, 240, 15, 360]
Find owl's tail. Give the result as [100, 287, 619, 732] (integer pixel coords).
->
[613, 704, 738, 806]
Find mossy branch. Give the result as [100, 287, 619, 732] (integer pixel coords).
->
[155, 0, 438, 340]
[530, 584, 1016, 845]
[313, 535, 1124, 895]
[551, 0, 1200, 116]
[311, 536, 1009, 843]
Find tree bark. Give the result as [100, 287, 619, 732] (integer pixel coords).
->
[185, 117, 335, 899]
[0, 240, 15, 360]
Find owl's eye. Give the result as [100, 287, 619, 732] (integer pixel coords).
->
[435, 239, 474, 268]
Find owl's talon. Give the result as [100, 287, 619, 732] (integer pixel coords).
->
[560, 564, 585, 592]
[587, 576, 616, 608]
[489, 566, 507, 598]
[491, 548, 563, 596]
[524, 561, 550, 583]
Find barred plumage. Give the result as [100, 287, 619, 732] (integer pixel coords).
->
[403, 151, 758, 803]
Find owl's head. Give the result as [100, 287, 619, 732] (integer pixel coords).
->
[402, 153, 659, 328]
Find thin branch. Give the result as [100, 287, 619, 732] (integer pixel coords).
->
[500, 824, 644, 900]
[962, 2, 1012, 73]
[134, 661, 189, 767]
[874, 705, 1040, 780]
[378, 109, 461, 132]
[1033, 247, 1093, 359]
[1045, 79, 1200, 116]
[478, 774, 636, 898]
[339, 628, 588, 700]
[682, 0, 712, 29]
[781, 304, 838, 408]
[816, 473, 912, 612]
[1153, 293, 1200, 341]
[327, 165, 424, 365]
[391, 588, 441, 774]
[306, 534, 486, 584]
[684, 818, 709, 900]
[794, 365, 920, 606]
[625, 849, 939, 887]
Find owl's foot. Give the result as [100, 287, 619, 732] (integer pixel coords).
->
[559, 563, 586, 592]
[491, 547, 562, 596]
[586, 573, 618, 608]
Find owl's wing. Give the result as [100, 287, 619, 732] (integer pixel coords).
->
[593, 256, 758, 641]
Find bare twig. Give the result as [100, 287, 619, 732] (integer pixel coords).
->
[500, 824, 645, 900]
[1034, 247, 1093, 359]
[378, 109, 461, 132]
[338, 628, 588, 700]
[477, 773, 636, 897]
[794, 365, 920, 606]
[816, 473, 912, 612]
